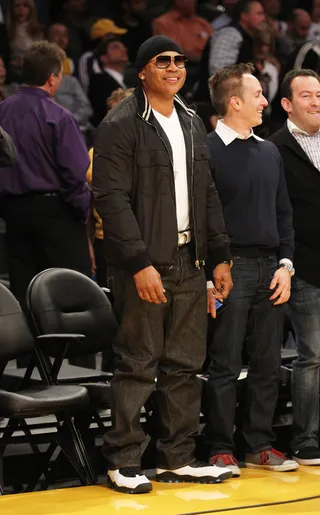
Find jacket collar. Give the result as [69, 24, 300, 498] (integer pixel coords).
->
[134, 84, 196, 122]
[275, 122, 315, 167]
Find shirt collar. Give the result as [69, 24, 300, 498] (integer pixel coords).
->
[215, 119, 264, 146]
[20, 86, 50, 98]
[287, 118, 320, 136]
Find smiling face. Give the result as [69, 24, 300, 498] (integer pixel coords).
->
[235, 74, 268, 127]
[138, 51, 186, 100]
[281, 76, 320, 134]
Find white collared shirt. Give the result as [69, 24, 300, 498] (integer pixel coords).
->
[287, 119, 320, 171]
[215, 119, 264, 146]
[103, 67, 126, 89]
[152, 107, 189, 232]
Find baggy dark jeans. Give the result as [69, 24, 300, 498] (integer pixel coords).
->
[290, 275, 320, 452]
[205, 256, 284, 454]
[102, 246, 207, 469]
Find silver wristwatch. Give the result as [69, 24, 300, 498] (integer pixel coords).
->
[279, 263, 295, 277]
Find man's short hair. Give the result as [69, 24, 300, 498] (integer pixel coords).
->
[208, 62, 255, 117]
[233, 0, 259, 22]
[93, 36, 121, 59]
[281, 69, 320, 100]
[23, 41, 66, 86]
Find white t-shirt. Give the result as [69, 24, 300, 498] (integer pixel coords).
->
[152, 107, 190, 232]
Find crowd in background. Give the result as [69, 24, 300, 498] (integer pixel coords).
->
[0, 0, 319, 139]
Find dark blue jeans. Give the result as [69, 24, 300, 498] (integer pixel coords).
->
[205, 256, 284, 454]
[290, 275, 320, 452]
[102, 246, 207, 470]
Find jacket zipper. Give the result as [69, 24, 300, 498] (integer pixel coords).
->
[190, 117, 200, 269]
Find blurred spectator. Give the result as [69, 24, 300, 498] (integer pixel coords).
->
[112, 0, 152, 63]
[78, 18, 127, 93]
[280, 9, 312, 60]
[107, 86, 134, 109]
[47, 23, 92, 135]
[0, 56, 19, 100]
[88, 37, 129, 127]
[7, 0, 43, 80]
[208, 0, 265, 75]
[47, 22, 74, 74]
[0, 41, 91, 311]
[152, 0, 213, 62]
[309, 0, 320, 41]
[212, 0, 238, 30]
[56, 0, 95, 64]
[253, 28, 279, 104]
[262, 0, 287, 37]
[253, 27, 279, 136]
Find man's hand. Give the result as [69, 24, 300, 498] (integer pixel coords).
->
[213, 263, 233, 299]
[269, 267, 291, 305]
[133, 266, 167, 304]
[207, 287, 218, 318]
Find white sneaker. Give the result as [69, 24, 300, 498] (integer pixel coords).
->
[156, 459, 232, 484]
[107, 467, 152, 494]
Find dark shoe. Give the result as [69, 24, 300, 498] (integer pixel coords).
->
[107, 467, 152, 494]
[156, 459, 232, 484]
[210, 453, 241, 477]
[293, 447, 320, 466]
[245, 448, 299, 472]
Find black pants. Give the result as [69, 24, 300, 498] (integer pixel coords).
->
[2, 194, 91, 310]
[102, 246, 207, 470]
[94, 237, 107, 287]
[205, 256, 284, 455]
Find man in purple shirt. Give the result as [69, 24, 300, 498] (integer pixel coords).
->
[0, 41, 91, 311]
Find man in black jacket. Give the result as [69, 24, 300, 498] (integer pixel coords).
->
[93, 35, 233, 493]
[269, 69, 320, 466]
[205, 62, 297, 477]
[88, 36, 130, 126]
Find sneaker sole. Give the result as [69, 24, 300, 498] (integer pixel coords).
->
[156, 470, 233, 484]
[245, 463, 299, 472]
[229, 467, 241, 478]
[293, 457, 320, 466]
[107, 476, 153, 494]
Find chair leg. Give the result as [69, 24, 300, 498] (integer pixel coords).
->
[58, 418, 96, 486]
[24, 441, 57, 492]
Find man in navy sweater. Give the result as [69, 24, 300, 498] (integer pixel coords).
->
[205, 62, 297, 476]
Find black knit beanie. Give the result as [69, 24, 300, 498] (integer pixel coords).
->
[135, 35, 183, 72]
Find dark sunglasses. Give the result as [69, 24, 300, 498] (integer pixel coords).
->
[150, 55, 188, 69]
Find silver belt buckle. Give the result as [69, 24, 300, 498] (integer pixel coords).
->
[178, 231, 188, 246]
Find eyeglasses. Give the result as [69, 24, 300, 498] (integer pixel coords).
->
[150, 55, 188, 69]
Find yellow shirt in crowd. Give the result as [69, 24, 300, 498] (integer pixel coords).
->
[86, 148, 103, 240]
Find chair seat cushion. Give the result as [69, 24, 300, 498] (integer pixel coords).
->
[79, 382, 111, 409]
[0, 385, 89, 417]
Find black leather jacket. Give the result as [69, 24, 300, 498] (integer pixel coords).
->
[93, 85, 231, 275]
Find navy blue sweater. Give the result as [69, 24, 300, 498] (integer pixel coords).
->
[207, 132, 294, 260]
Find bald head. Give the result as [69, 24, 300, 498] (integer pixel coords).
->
[288, 9, 311, 40]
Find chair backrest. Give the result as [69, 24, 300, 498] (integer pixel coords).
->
[27, 268, 119, 358]
[0, 283, 34, 362]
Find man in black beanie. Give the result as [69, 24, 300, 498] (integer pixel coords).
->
[93, 35, 233, 493]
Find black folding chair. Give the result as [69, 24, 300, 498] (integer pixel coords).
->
[0, 283, 96, 493]
[26, 268, 119, 432]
